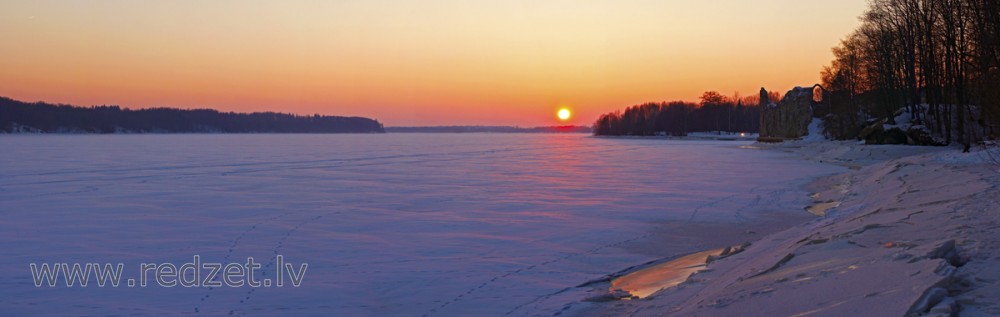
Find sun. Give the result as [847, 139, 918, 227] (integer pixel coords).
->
[557, 108, 571, 121]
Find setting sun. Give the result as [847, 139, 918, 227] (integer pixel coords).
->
[6, 1, 998, 316]
[557, 108, 571, 121]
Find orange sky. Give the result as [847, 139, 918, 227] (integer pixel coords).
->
[0, 1, 867, 126]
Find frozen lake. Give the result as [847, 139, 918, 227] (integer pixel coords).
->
[0, 134, 842, 316]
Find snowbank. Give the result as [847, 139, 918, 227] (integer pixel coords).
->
[579, 141, 1000, 316]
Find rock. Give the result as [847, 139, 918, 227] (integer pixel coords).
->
[861, 121, 886, 144]
[859, 117, 946, 146]
[885, 127, 908, 144]
[861, 124, 908, 145]
[906, 126, 946, 146]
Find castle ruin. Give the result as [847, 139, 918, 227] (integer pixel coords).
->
[759, 85, 825, 140]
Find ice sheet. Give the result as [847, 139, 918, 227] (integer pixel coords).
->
[0, 134, 842, 316]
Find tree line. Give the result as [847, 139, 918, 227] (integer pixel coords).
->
[0, 97, 385, 133]
[592, 91, 765, 136]
[821, 0, 1000, 148]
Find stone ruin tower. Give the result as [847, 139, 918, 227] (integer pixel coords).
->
[759, 85, 824, 140]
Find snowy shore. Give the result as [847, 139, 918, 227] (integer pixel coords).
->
[580, 139, 1000, 316]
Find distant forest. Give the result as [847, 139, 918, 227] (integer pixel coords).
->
[819, 0, 999, 146]
[386, 125, 590, 133]
[0, 97, 385, 134]
[592, 91, 769, 136]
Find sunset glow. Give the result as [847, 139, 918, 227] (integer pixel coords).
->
[557, 108, 571, 121]
[0, 1, 868, 126]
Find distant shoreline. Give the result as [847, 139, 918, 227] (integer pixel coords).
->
[592, 132, 758, 142]
[0, 130, 587, 135]
[0, 96, 385, 134]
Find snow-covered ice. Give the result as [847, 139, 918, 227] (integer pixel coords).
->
[0, 134, 842, 316]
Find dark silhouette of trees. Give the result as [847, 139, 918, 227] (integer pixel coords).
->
[592, 92, 761, 136]
[822, 0, 1000, 147]
[0, 97, 385, 133]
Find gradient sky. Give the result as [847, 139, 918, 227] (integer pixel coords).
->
[0, 0, 867, 126]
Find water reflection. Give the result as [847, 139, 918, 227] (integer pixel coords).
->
[610, 248, 726, 298]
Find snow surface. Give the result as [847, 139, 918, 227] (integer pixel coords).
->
[801, 118, 826, 142]
[582, 140, 1000, 317]
[0, 134, 842, 316]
